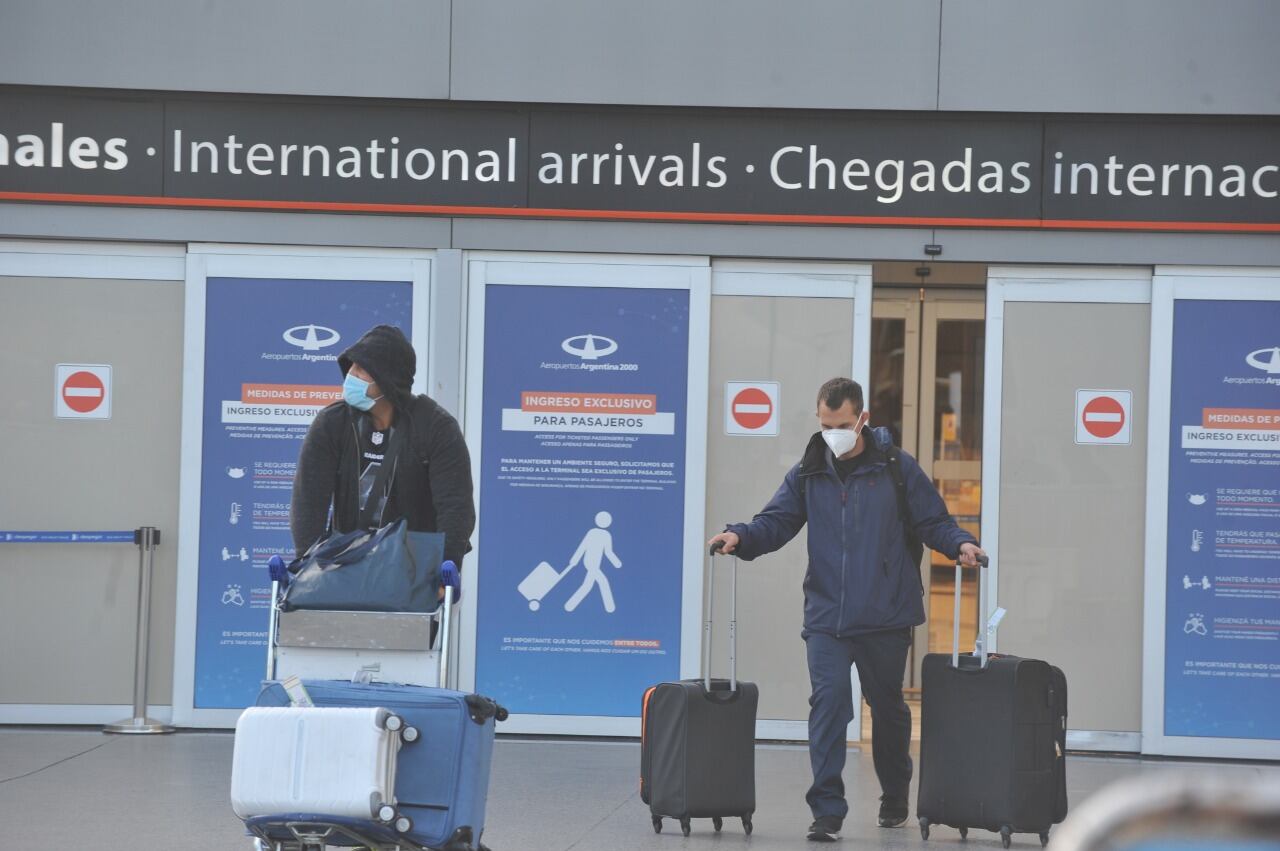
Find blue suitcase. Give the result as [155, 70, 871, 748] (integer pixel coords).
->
[247, 679, 505, 851]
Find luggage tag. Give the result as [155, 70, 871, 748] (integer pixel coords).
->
[281, 674, 315, 707]
[986, 607, 1007, 640]
[352, 663, 382, 685]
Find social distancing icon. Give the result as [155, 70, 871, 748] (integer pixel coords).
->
[518, 511, 623, 613]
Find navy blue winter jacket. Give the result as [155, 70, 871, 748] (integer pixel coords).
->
[727, 426, 977, 637]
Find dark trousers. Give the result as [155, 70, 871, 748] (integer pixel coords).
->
[804, 627, 913, 820]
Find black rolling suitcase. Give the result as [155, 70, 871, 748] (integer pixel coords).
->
[640, 543, 757, 837]
[917, 556, 1068, 849]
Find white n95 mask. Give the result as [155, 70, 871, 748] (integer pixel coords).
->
[821, 428, 859, 458]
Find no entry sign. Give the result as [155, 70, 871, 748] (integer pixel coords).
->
[726, 381, 780, 436]
[1075, 389, 1132, 445]
[55, 364, 112, 420]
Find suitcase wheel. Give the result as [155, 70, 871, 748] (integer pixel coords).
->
[394, 815, 414, 834]
[959, 826, 968, 840]
[742, 816, 753, 836]
[919, 818, 930, 840]
[651, 816, 662, 834]
[403, 725, 420, 743]
[1040, 832, 1050, 847]
[1000, 826, 1013, 849]
[378, 804, 397, 823]
[680, 818, 691, 837]
[385, 714, 404, 733]
[712, 817, 723, 832]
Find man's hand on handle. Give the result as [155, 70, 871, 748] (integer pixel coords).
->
[707, 531, 740, 555]
[958, 542, 987, 568]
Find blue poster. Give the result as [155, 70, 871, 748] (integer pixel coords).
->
[1165, 299, 1280, 740]
[475, 284, 689, 716]
[195, 277, 412, 709]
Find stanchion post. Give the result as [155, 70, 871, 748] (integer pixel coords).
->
[105, 527, 174, 734]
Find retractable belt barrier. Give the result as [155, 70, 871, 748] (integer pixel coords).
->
[2, 527, 174, 734]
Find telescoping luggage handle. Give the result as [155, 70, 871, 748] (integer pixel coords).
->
[952, 553, 992, 670]
[266, 560, 459, 687]
[705, 541, 738, 693]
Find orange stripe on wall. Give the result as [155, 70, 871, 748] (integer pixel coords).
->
[3, 190, 1280, 233]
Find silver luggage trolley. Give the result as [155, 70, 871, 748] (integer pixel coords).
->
[266, 572, 454, 689]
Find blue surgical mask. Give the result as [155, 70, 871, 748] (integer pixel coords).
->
[342, 373, 383, 412]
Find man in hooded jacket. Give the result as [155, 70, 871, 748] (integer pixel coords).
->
[290, 325, 475, 576]
[709, 377, 984, 843]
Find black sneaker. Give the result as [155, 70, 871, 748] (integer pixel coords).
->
[807, 815, 843, 842]
[878, 795, 909, 828]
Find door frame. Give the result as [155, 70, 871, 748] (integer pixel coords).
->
[712, 259, 872, 741]
[984, 265, 1152, 753]
[872, 288, 984, 689]
[1141, 265, 1280, 760]
[172, 244, 436, 728]
[460, 251, 711, 737]
[0, 239, 186, 726]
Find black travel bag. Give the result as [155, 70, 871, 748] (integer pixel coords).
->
[640, 543, 757, 837]
[917, 556, 1068, 848]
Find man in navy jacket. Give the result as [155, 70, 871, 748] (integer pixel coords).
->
[709, 377, 985, 843]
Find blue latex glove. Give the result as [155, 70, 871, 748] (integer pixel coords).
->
[441, 560, 461, 604]
[268, 554, 290, 586]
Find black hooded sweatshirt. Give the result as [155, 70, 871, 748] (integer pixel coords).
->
[289, 325, 476, 566]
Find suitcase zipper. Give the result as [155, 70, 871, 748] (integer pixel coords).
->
[838, 483, 849, 633]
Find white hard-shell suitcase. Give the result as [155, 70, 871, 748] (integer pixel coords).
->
[230, 706, 413, 822]
[517, 561, 570, 610]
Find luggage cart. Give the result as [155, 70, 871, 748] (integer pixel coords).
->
[242, 568, 484, 851]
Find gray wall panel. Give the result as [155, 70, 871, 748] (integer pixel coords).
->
[933, 229, 1280, 267]
[999, 301, 1150, 732]
[451, 218, 1280, 268]
[940, 0, 1280, 115]
[1, 275, 183, 705]
[0, 1, 451, 100]
[452, 0, 942, 109]
[6, 206, 1280, 268]
[0, 205, 452, 250]
[452, 218, 934, 259]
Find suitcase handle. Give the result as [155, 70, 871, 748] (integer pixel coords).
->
[951, 554, 990, 670]
[704, 542, 738, 693]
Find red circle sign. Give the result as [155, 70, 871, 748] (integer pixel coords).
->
[731, 387, 774, 430]
[1082, 395, 1125, 438]
[61, 370, 106, 413]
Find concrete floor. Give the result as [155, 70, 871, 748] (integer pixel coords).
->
[0, 727, 1276, 851]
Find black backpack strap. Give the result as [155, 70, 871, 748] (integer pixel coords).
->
[885, 447, 925, 571]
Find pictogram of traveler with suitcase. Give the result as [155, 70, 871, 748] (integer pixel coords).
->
[709, 377, 985, 843]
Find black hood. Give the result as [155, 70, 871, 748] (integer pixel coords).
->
[338, 324, 416, 411]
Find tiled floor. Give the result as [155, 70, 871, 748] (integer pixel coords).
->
[2, 726, 1276, 851]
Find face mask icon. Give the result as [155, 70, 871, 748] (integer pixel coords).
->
[227, 467, 246, 479]
[1187, 493, 1206, 506]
